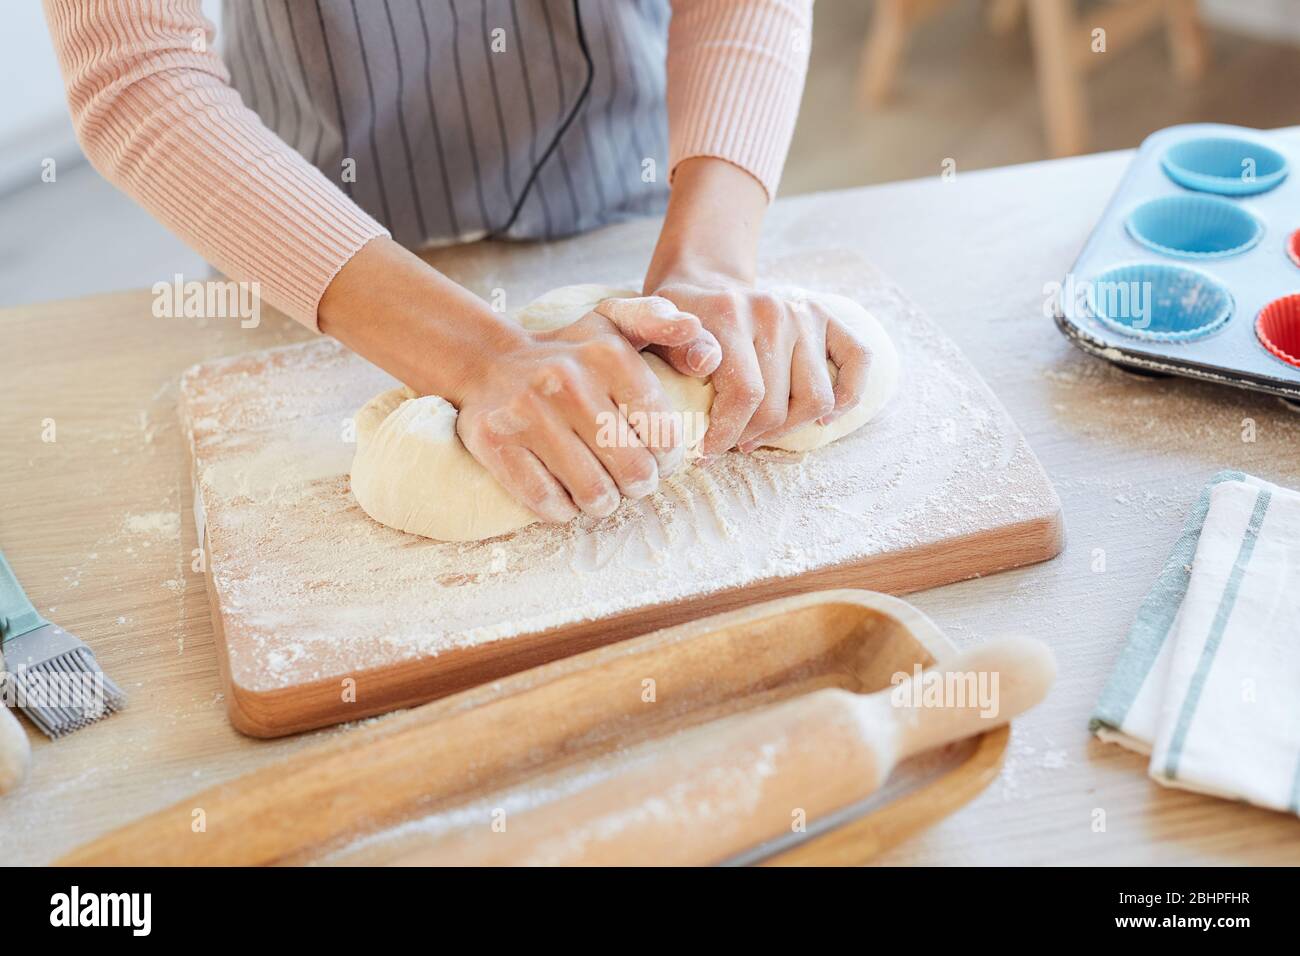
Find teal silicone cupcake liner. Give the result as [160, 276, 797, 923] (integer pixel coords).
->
[1161, 136, 1288, 196]
[1086, 263, 1234, 342]
[1125, 194, 1263, 259]
[1056, 124, 1300, 400]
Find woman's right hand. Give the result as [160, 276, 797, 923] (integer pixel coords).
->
[320, 238, 722, 523]
[455, 299, 716, 522]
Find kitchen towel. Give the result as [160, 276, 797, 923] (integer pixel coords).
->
[1091, 470, 1300, 814]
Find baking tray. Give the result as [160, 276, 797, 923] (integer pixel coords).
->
[1054, 123, 1300, 402]
[61, 589, 1008, 866]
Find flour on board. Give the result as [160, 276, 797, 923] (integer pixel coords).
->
[177, 256, 1058, 693]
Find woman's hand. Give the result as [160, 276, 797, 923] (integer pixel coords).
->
[321, 238, 721, 523]
[645, 275, 872, 457]
[644, 159, 872, 458]
[454, 299, 718, 523]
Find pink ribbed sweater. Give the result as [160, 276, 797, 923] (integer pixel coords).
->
[43, 1, 811, 329]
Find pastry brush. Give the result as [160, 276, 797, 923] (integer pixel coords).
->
[0, 547, 125, 738]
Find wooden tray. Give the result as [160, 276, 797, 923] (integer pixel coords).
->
[62, 590, 1009, 867]
[178, 252, 1063, 737]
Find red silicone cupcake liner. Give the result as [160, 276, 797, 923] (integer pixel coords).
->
[1256, 294, 1300, 368]
[1287, 229, 1300, 268]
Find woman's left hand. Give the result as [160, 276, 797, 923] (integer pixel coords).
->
[643, 158, 872, 460]
[645, 273, 872, 458]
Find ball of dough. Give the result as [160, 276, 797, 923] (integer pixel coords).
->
[352, 388, 537, 542]
[351, 284, 899, 541]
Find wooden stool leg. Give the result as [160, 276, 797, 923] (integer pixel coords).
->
[859, 0, 911, 106]
[1165, 0, 1208, 81]
[1028, 0, 1088, 157]
[986, 0, 1024, 36]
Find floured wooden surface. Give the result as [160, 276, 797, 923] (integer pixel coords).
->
[14, 151, 1300, 864]
[315, 737, 977, 866]
[179, 251, 1060, 726]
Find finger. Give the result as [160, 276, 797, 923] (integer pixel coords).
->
[699, 334, 765, 459]
[570, 396, 661, 499]
[555, 349, 666, 495]
[530, 412, 623, 519]
[605, 366, 686, 480]
[459, 407, 580, 523]
[737, 323, 796, 451]
[489, 444, 581, 524]
[824, 317, 874, 425]
[597, 296, 721, 373]
[650, 338, 723, 378]
[755, 326, 836, 444]
[575, 335, 684, 478]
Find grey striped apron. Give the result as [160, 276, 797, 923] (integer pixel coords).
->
[221, 0, 672, 246]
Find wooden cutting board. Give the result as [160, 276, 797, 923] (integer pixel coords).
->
[178, 252, 1063, 737]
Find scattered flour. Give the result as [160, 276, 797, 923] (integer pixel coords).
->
[123, 511, 180, 538]
[178, 256, 1060, 694]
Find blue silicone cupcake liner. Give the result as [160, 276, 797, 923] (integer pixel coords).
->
[1161, 136, 1288, 196]
[1125, 194, 1263, 260]
[1087, 263, 1234, 342]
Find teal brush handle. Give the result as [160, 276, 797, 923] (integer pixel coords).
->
[0, 548, 48, 644]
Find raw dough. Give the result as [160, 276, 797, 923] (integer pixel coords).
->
[0, 650, 31, 794]
[350, 284, 899, 541]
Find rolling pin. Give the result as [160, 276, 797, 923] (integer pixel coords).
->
[395, 636, 1055, 866]
[0, 649, 32, 793]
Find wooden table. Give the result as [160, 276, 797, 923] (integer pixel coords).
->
[4, 141, 1300, 866]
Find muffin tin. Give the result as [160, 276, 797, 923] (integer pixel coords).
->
[1054, 123, 1300, 401]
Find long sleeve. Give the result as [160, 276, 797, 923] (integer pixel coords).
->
[42, 0, 388, 330]
[667, 0, 813, 200]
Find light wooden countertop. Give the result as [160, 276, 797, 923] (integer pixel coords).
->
[4, 143, 1300, 865]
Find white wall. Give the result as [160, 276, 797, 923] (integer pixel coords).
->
[0, 2, 222, 195]
[0, 3, 79, 193]
[1202, 0, 1300, 44]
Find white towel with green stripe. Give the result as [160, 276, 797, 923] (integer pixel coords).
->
[1091, 470, 1300, 814]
